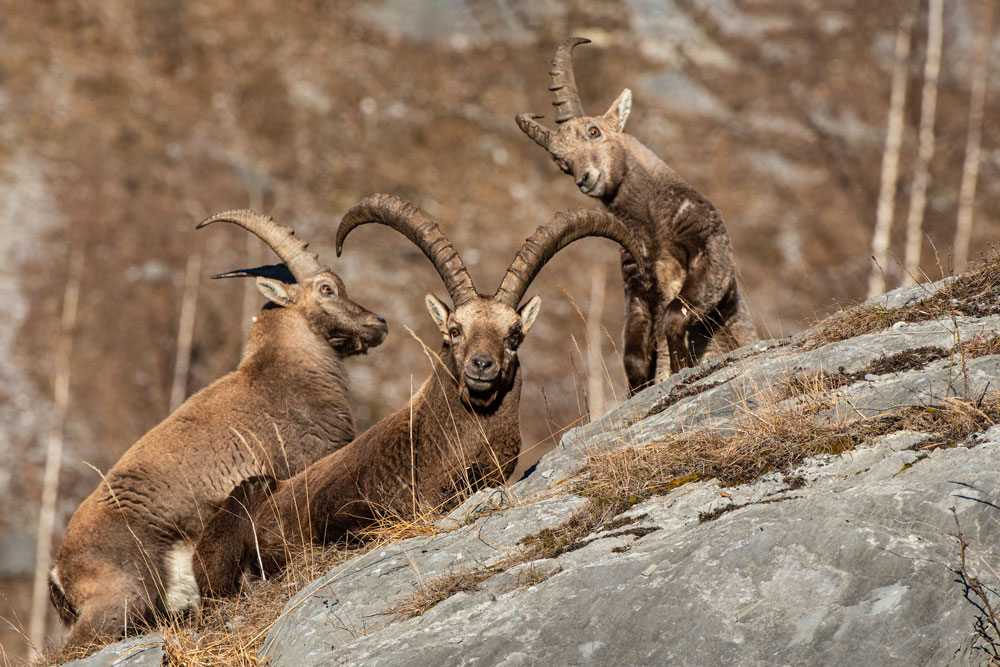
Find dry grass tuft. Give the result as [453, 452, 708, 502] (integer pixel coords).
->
[775, 346, 956, 403]
[163, 539, 358, 666]
[960, 331, 1000, 359]
[581, 393, 1000, 506]
[809, 252, 1000, 348]
[385, 571, 490, 619]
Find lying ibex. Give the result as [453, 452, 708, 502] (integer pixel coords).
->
[193, 194, 647, 595]
[517, 37, 758, 393]
[49, 211, 387, 652]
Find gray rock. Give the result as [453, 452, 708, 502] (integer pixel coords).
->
[298, 439, 1000, 667]
[260, 495, 587, 665]
[63, 633, 164, 667]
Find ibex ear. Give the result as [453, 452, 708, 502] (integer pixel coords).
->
[425, 293, 452, 335]
[255, 277, 296, 306]
[518, 296, 542, 334]
[603, 88, 632, 132]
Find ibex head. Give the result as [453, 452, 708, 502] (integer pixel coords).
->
[338, 195, 646, 408]
[198, 210, 388, 355]
[517, 37, 632, 200]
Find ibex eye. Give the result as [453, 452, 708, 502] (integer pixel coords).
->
[320, 284, 335, 296]
[449, 327, 461, 339]
[588, 126, 601, 139]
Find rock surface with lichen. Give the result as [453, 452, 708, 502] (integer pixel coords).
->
[65, 277, 1000, 665]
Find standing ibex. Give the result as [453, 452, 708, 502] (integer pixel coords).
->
[192, 194, 647, 595]
[49, 211, 387, 652]
[517, 37, 758, 393]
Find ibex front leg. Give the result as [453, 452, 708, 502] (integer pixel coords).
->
[621, 249, 655, 394]
[651, 253, 688, 382]
[658, 235, 735, 378]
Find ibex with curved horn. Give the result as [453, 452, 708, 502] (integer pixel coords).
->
[192, 194, 648, 595]
[517, 37, 758, 393]
[49, 211, 387, 653]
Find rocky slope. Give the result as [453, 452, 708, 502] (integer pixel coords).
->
[6, 3, 1000, 654]
[65, 274, 1000, 665]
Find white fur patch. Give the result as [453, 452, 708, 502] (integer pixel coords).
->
[49, 565, 65, 597]
[164, 542, 201, 612]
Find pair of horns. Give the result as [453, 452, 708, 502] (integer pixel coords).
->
[197, 210, 327, 284]
[517, 36, 591, 149]
[338, 194, 646, 309]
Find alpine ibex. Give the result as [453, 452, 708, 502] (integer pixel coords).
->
[192, 194, 648, 595]
[49, 211, 387, 652]
[517, 37, 758, 393]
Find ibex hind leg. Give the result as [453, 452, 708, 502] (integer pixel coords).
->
[62, 584, 153, 652]
[623, 295, 655, 394]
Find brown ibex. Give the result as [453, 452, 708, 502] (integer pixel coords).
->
[49, 211, 388, 652]
[517, 37, 758, 393]
[192, 194, 647, 596]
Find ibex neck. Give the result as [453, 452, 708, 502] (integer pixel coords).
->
[239, 307, 347, 392]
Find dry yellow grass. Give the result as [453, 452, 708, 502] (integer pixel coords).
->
[580, 392, 1000, 505]
[809, 252, 1000, 348]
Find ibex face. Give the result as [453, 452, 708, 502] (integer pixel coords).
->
[425, 294, 540, 408]
[542, 90, 631, 199]
[263, 270, 388, 355]
[198, 210, 388, 356]
[338, 194, 647, 410]
[516, 36, 633, 200]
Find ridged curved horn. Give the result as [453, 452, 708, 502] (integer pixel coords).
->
[197, 210, 324, 283]
[494, 209, 648, 308]
[337, 194, 479, 307]
[515, 113, 551, 149]
[550, 36, 591, 123]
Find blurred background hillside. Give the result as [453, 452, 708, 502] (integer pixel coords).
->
[1, 0, 997, 660]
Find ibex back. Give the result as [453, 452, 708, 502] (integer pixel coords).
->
[517, 37, 758, 393]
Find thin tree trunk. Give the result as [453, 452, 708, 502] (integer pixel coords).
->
[28, 248, 84, 656]
[953, 0, 995, 273]
[169, 247, 202, 412]
[868, 14, 913, 297]
[902, 0, 943, 285]
[585, 263, 607, 422]
[241, 186, 265, 339]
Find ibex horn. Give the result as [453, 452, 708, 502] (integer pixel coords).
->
[550, 36, 590, 123]
[197, 210, 325, 284]
[494, 208, 648, 308]
[515, 113, 551, 149]
[209, 264, 296, 283]
[337, 194, 479, 308]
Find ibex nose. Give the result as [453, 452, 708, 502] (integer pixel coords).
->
[576, 171, 592, 188]
[361, 315, 389, 348]
[471, 355, 494, 372]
